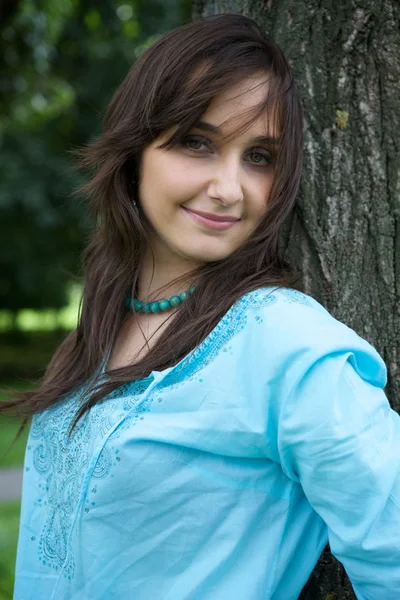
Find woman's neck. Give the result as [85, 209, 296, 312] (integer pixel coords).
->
[137, 246, 199, 302]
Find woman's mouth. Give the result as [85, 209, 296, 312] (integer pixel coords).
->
[181, 207, 240, 231]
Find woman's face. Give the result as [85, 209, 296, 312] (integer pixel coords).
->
[138, 75, 280, 267]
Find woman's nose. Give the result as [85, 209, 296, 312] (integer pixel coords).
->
[207, 159, 244, 206]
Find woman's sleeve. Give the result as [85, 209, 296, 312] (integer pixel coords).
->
[277, 342, 400, 600]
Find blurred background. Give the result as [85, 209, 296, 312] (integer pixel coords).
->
[0, 1, 191, 597]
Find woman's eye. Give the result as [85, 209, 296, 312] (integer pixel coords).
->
[246, 150, 273, 167]
[183, 136, 210, 152]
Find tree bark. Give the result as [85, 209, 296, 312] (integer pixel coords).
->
[193, 1, 400, 598]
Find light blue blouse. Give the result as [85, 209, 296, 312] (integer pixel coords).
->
[14, 287, 400, 599]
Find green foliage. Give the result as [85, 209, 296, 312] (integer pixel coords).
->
[0, 329, 74, 380]
[0, 502, 21, 600]
[0, 0, 191, 317]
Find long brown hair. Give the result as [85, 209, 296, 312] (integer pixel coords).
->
[1, 13, 304, 437]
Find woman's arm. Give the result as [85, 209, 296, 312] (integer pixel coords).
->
[277, 351, 400, 600]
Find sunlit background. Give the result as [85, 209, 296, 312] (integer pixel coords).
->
[0, 2, 191, 597]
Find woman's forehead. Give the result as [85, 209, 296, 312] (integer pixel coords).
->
[152, 75, 281, 147]
[199, 76, 280, 138]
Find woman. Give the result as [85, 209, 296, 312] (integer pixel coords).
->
[4, 13, 400, 600]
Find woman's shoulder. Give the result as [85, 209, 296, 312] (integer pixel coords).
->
[237, 286, 387, 388]
[240, 285, 325, 308]
[238, 285, 335, 328]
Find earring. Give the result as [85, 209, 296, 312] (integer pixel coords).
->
[131, 178, 137, 207]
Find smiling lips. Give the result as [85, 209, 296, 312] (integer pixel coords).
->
[182, 206, 241, 230]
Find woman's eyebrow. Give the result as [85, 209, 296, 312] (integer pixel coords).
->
[193, 120, 281, 145]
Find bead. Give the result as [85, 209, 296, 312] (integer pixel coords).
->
[159, 299, 171, 310]
[169, 295, 181, 307]
[150, 302, 160, 313]
[179, 291, 189, 301]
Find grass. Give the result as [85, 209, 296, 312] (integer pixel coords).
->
[0, 385, 34, 598]
[0, 502, 21, 600]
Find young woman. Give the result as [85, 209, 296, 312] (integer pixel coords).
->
[4, 13, 400, 600]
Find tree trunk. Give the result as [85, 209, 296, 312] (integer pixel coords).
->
[193, 1, 400, 598]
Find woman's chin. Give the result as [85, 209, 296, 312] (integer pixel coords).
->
[178, 247, 235, 264]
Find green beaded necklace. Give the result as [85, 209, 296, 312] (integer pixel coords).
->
[126, 286, 196, 313]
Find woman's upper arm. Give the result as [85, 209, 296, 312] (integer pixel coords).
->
[277, 350, 400, 599]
